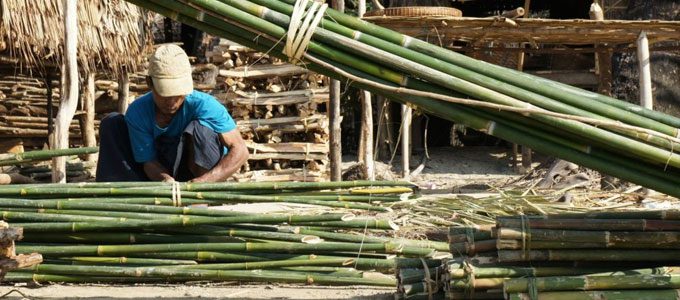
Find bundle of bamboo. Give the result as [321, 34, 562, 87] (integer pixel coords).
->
[121, 0, 680, 198]
[430, 211, 680, 299]
[0, 181, 455, 287]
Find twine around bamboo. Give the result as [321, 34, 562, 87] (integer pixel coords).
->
[284, 0, 327, 64]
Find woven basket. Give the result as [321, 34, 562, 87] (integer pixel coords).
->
[364, 6, 463, 17]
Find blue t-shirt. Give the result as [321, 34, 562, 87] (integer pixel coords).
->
[125, 90, 236, 163]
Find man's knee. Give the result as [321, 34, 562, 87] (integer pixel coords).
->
[100, 112, 126, 133]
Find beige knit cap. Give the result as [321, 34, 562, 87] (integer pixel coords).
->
[148, 44, 193, 97]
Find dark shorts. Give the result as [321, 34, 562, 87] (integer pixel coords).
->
[95, 113, 223, 182]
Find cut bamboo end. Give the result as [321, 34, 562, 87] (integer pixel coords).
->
[301, 236, 323, 244]
[341, 214, 355, 222]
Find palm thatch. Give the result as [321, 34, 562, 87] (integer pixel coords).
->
[0, 0, 150, 76]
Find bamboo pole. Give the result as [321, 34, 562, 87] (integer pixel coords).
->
[21, 264, 398, 286]
[51, 0, 79, 183]
[504, 274, 680, 293]
[508, 290, 680, 300]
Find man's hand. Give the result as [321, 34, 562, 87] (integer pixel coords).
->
[143, 160, 175, 182]
[190, 130, 248, 183]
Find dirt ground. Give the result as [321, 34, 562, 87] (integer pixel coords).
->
[0, 284, 394, 299]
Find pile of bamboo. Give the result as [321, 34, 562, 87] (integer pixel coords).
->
[207, 38, 330, 182]
[418, 211, 680, 299]
[0, 181, 455, 286]
[123, 0, 680, 197]
[0, 147, 99, 184]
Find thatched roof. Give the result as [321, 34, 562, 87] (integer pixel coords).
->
[0, 0, 150, 76]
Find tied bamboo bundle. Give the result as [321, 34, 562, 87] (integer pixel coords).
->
[495, 212, 680, 263]
[118, 0, 680, 198]
[0, 181, 452, 288]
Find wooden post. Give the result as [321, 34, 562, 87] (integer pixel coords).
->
[51, 0, 79, 183]
[46, 73, 54, 137]
[518, 0, 532, 173]
[79, 72, 97, 162]
[375, 95, 392, 160]
[401, 104, 412, 179]
[329, 0, 344, 182]
[358, 0, 375, 180]
[596, 46, 614, 96]
[637, 31, 653, 110]
[118, 68, 130, 114]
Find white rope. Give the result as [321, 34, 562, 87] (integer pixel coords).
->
[284, 0, 328, 64]
[172, 182, 182, 207]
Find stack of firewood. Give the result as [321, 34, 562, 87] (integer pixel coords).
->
[0, 221, 42, 278]
[207, 39, 330, 182]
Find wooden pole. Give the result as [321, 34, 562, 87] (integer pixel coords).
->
[358, 0, 374, 180]
[637, 31, 653, 110]
[401, 104, 411, 179]
[51, 0, 79, 183]
[329, 0, 344, 182]
[46, 73, 54, 137]
[80, 72, 97, 163]
[519, 0, 532, 173]
[118, 68, 130, 114]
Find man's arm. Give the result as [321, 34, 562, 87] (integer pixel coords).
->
[190, 130, 249, 183]
[143, 161, 175, 182]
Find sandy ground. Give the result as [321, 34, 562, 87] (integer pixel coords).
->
[0, 284, 394, 299]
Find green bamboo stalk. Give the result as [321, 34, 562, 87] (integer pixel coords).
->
[59, 256, 197, 266]
[21, 233, 240, 244]
[448, 225, 495, 243]
[0, 190, 391, 211]
[297, 228, 448, 251]
[24, 264, 397, 286]
[0, 147, 98, 166]
[447, 263, 672, 279]
[497, 217, 680, 231]
[449, 239, 497, 255]
[450, 277, 508, 290]
[504, 274, 680, 293]
[498, 239, 680, 250]
[294, 219, 399, 230]
[507, 290, 680, 300]
[498, 227, 680, 244]
[16, 241, 415, 256]
[498, 250, 680, 262]
[4, 272, 172, 283]
[537, 211, 680, 220]
[10, 211, 350, 233]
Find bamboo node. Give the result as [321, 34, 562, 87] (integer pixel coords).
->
[306, 275, 314, 284]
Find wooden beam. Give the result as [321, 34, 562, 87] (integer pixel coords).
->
[51, 0, 79, 183]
